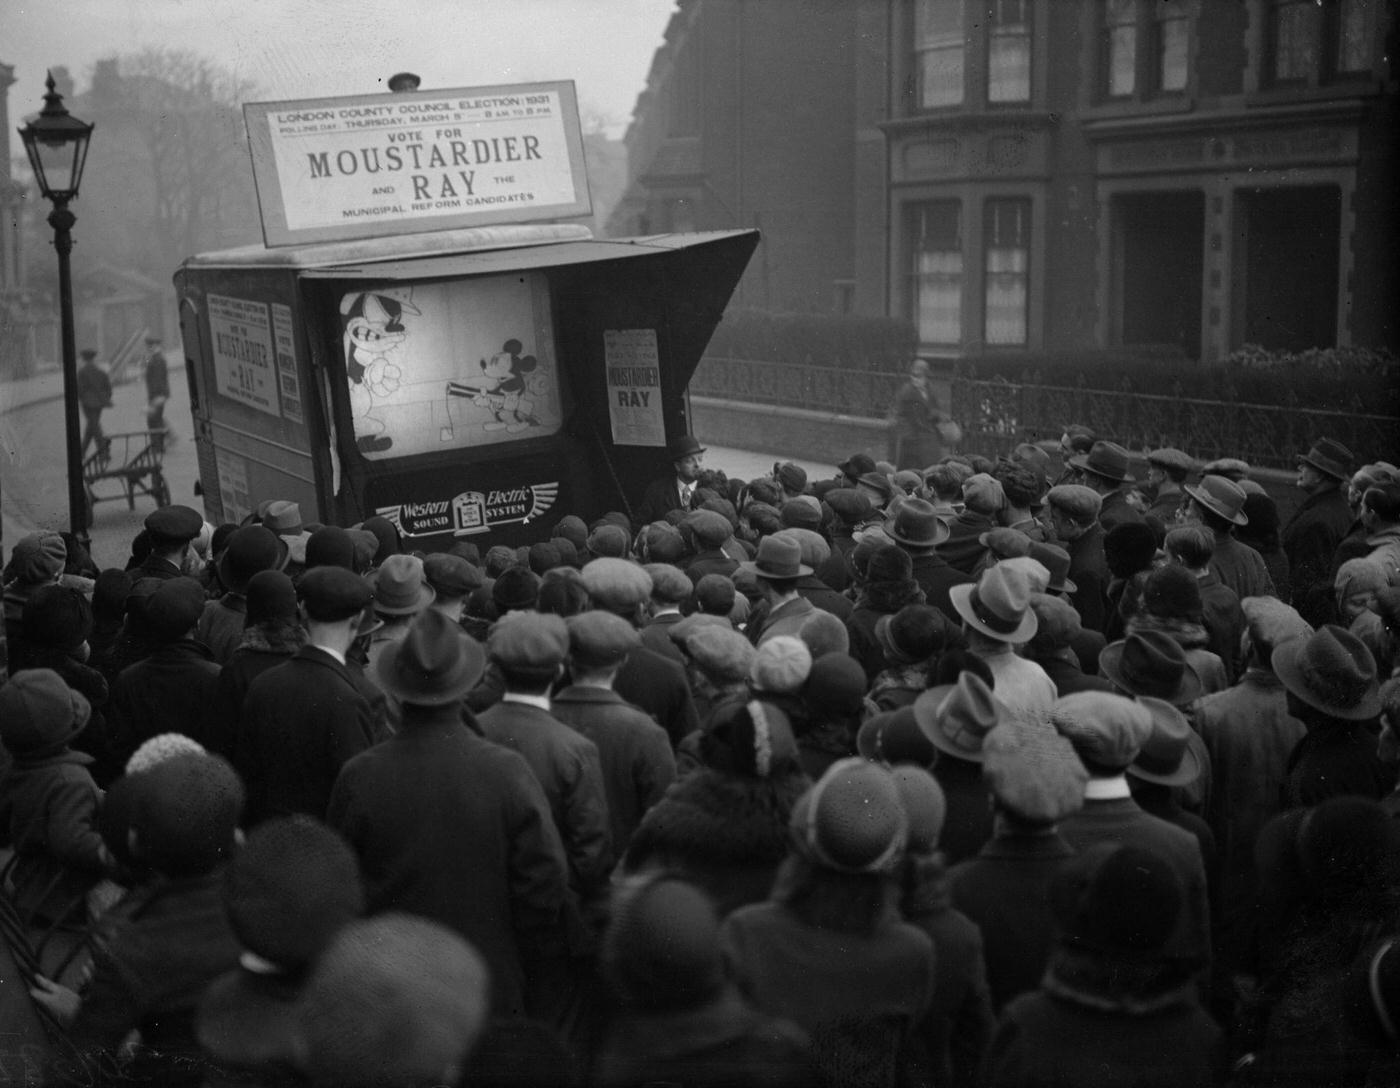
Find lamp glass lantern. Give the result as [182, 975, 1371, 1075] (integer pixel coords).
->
[19, 71, 94, 202]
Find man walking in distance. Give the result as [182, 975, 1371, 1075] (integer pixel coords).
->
[144, 334, 174, 447]
[76, 348, 113, 456]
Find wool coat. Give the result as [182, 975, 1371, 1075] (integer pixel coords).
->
[1097, 489, 1146, 533]
[238, 645, 377, 824]
[107, 638, 221, 767]
[1208, 530, 1276, 602]
[195, 594, 247, 666]
[328, 707, 575, 1018]
[1282, 485, 1353, 627]
[615, 644, 700, 749]
[1064, 523, 1111, 635]
[909, 551, 974, 624]
[549, 684, 676, 856]
[477, 697, 613, 895]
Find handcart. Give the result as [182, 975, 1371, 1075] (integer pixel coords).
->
[81, 430, 172, 521]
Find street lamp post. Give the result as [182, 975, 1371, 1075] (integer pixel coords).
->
[18, 71, 94, 550]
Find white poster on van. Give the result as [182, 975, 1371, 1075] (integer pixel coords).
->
[245, 82, 592, 246]
[604, 329, 665, 448]
[209, 294, 281, 419]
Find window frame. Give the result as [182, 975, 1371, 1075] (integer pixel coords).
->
[908, 199, 965, 346]
[982, 198, 1032, 347]
[987, 0, 1033, 105]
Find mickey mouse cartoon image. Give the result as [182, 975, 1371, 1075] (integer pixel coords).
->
[444, 339, 542, 436]
[341, 288, 420, 454]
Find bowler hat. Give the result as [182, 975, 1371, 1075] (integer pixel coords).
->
[738, 534, 811, 580]
[1099, 630, 1203, 705]
[245, 569, 299, 627]
[982, 718, 1087, 824]
[1051, 691, 1154, 770]
[1069, 441, 1134, 484]
[1126, 698, 1203, 787]
[299, 566, 373, 622]
[912, 672, 1004, 764]
[667, 435, 705, 462]
[1184, 474, 1249, 526]
[1273, 623, 1382, 720]
[217, 525, 289, 591]
[950, 563, 1039, 644]
[874, 604, 948, 666]
[305, 526, 357, 572]
[371, 554, 435, 616]
[0, 668, 91, 754]
[376, 609, 485, 706]
[883, 498, 949, 548]
[1297, 437, 1355, 481]
[145, 504, 204, 542]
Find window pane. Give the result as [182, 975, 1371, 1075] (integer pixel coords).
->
[911, 201, 962, 344]
[1272, 0, 1316, 82]
[984, 201, 1029, 346]
[1103, 0, 1137, 99]
[916, 0, 965, 107]
[1157, 8, 1188, 92]
[989, 0, 1031, 103]
[1336, 0, 1369, 72]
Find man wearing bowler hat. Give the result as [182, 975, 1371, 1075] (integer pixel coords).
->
[328, 608, 577, 1020]
[1283, 437, 1357, 627]
[637, 434, 707, 526]
[238, 566, 378, 824]
[1068, 441, 1144, 533]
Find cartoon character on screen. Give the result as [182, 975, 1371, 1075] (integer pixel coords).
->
[341, 288, 420, 454]
[444, 339, 542, 436]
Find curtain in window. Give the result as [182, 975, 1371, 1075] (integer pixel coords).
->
[989, 0, 1031, 103]
[1157, 4, 1188, 91]
[1335, 0, 1369, 72]
[917, 251, 963, 344]
[917, 0, 965, 107]
[1104, 0, 1137, 96]
[1272, 0, 1316, 82]
[984, 201, 1029, 346]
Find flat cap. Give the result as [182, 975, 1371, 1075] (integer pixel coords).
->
[776, 462, 807, 493]
[1147, 448, 1195, 474]
[1045, 484, 1102, 522]
[961, 473, 1006, 515]
[586, 523, 631, 559]
[693, 573, 737, 616]
[567, 609, 642, 668]
[488, 611, 570, 672]
[1051, 691, 1154, 771]
[423, 552, 482, 599]
[750, 635, 812, 695]
[640, 522, 687, 564]
[581, 557, 653, 611]
[780, 500, 822, 532]
[644, 562, 692, 605]
[824, 488, 874, 526]
[145, 504, 205, 542]
[9, 531, 66, 584]
[299, 566, 373, 622]
[145, 577, 207, 640]
[685, 510, 732, 548]
[1240, 595, 1312, 651]
[681, 623, 755, 682]
[982, 719, 1087, 824]
[979, 527, 1033, 561]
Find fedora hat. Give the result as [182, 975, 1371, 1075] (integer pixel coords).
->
[667, 434, 705, 462]
[1098, 630, 1203, 706]
[738, 534, 811, 580]
[370, 554, 436, 616]
[1273, 623, 1381, 720]
[1027, 542, 1077, 594]
[949, 564, 1038, 644]
[1297, 438, 1354, 482]
[1126, 698, 1203, 787]
[375, 609, 485, 706]
[883, 498, 949, 548]
[1183, 474, 1248, 526]
[217, 525, 289, 591]
[912, 672, 1004, 764]
[1068, 441, 1134, 484]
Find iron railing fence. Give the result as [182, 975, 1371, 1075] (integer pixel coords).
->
[691, 356, 1400, 471]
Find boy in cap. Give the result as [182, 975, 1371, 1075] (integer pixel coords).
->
[422, 551, 481, 624]
[551, 610, 676, 854]
[106, 576, 221, 767]
[476, 612, 613, 898]
[639, 561, 691, 665]
[238, 566, 377, 824]
[1045, 483, 1110, 633]
[1142, 447, 1194, 524]
[949, 718, 1086, 1011]
[1051, 692, 1213, 986]
[329, 609, 576, 1020]
[133, 506, 205, 583]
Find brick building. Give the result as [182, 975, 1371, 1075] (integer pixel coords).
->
[613, 0, 1399, 362]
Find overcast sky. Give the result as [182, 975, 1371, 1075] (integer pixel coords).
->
[3, 0, 676, 155]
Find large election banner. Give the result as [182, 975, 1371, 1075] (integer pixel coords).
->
[244, 81, 591, 246]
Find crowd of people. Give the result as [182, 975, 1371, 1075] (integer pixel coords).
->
[1, 421, 1398, 1087]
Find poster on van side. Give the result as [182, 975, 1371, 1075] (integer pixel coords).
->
[245, 81, 591, 246]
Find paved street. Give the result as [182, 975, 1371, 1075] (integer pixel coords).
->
[1, 361, 835, 569]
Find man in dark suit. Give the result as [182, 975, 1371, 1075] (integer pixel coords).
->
[329, 608, 577, 1019]
[1282, 438, 1356, 627]
[476, 611, 613, 899]
[637, 434, 706, 526]
[885, 498, 969, 623]
[133, 505, 204, 583]
[1045, 484, 1110, 635]
[239, 566, 378, 824]
[1068, 441, 1145, 534]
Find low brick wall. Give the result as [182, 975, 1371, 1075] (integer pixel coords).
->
[689, 396, 890, 466]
